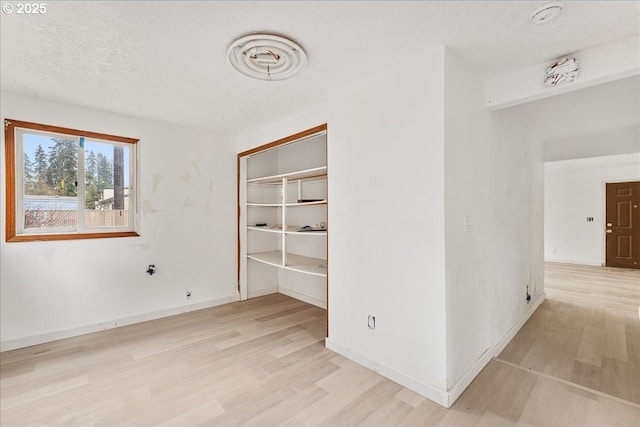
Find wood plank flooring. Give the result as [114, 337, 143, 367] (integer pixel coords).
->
[497, 262, 640, 408]
[544, 262, 640, 316]
[1, 263, 639, 426]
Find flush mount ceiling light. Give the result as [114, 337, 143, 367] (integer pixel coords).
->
[544, 57, 579, 87]
[531, 1, 564, 24]
[227, 34, 307, 81]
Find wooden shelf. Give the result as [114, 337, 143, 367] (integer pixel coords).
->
[286, 200, 327, 207]
[248, 225, 327, 235]
[247, 200, 327, 207]
[239, 126, 328, 311]
[247, 166, 327, 185]
[247, 251, 327, 277]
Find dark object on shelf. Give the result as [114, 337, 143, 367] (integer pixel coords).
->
[297, 199, 324, 203]
[255, 223, 267, 227]
[297, 225, 327, 232]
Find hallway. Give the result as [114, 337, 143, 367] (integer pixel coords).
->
[497, 262, 640, 405]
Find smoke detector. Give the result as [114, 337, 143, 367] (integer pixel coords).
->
[531, 2, 564, 24]
[227, 34, 307, 81]
[544, 57, 579, 87]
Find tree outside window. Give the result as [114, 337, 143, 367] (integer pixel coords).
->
[5, 119, 139, 242]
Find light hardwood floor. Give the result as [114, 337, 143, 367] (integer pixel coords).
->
[499, 263, 640, 407]
[1, 264, 639, 426]
[544, 262, 640, 316]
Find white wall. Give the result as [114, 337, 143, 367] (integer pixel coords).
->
[443, 52, 492, 391]
[326, 46, 448, 401]
[485, 106, 545, 352]
[443, 53, 545, 399]
[230, 46, 547, 408]
[1, 92, 238, 351]
[545, 153, 640, 265]
[231, 47, 450, 403]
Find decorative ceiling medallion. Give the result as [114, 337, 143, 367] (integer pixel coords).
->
[227, 34, 307, 81]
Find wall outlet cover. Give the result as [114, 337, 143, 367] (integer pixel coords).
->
[368, 315, 375, 329]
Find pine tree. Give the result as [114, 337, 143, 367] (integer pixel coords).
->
[85, 150, 99, 209]
[86, 150, 97, 180]
[23, 153, 35, 194]
[34, 144, 48, 183]
[23, 152, 34, 182]
[47, 138, 78, 196]
[32, 144, 55, 195]
[96, 152, 113, 189]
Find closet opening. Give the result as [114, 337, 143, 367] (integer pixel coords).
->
[237, 124, 328, 336]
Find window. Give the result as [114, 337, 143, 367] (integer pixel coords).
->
[4, 119, 139, 242]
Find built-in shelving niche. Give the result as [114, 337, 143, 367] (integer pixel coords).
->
[238, 125, 328, 315]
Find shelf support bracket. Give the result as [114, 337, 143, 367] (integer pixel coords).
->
[282, 177, 288, 266]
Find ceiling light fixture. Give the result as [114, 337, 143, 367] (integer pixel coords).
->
[227, 34, 307, 81]
[544, 57, 579, 87]
[531, 1, 564, 24]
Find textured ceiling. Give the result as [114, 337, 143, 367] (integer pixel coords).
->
[1, 1, 639, 138]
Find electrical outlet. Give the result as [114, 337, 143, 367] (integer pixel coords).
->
[146, 264, 156, 276]
[186, 291, 192, 300]
[368, 315, 375, 329]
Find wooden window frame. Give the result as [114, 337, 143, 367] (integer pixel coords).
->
[4, 118, 140, 242]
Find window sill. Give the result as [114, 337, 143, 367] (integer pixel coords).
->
[6, 231, 139, 242]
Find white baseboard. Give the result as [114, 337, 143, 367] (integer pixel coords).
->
[445, 291, 546, 406]
[544, 258, 602, 267]
[325, 338, 450, 407]
[0, 295, 239, 353]
[446, 346, 493, 406]
[492, 292, 546, 357]
[326, 292, 547, 409]
[247, 287, 278, 299]
[278, 287, 326, 309]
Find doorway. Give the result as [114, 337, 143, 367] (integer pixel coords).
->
[606, 181, 640, 268]
[237, 125, 329, 337]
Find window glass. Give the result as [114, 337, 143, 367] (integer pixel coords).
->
[5, 119, 139, 242]
[84, 140, 131, 228]
[23, 133, 78, 231]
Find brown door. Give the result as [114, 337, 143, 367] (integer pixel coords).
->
[606, 181, 640, 269]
